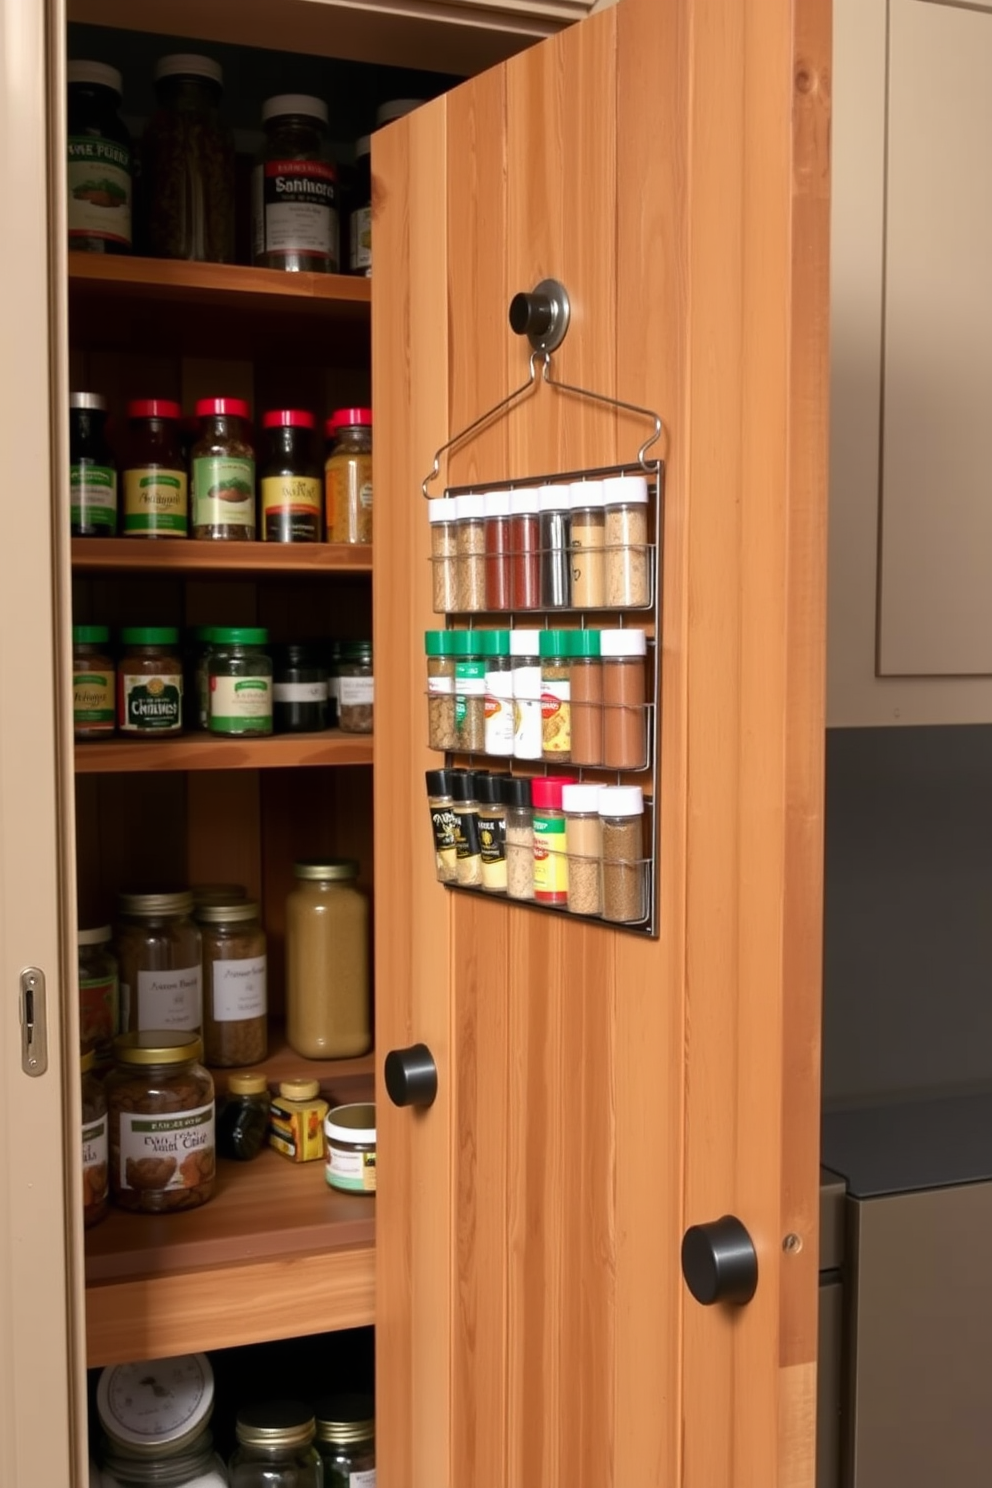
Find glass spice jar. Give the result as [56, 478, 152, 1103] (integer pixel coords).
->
[600, 785, 648, 923]
[569, 479, 607, 608]
[454, 493, 486, 612]
[601, 627, 649, 770]
[504, 774, 535, 902]
[484, 488, 512, 611]
[192, 397, 255, 540]
[285, 859, 371, 1060]
[208, 627, 273, 737]
[273, 644, 329, 733]
[216, 1070, 271, 1161]
[539, 630, 572, 762]
[426, 768, 458, 883]
[81, 1048, 109, 1229]
[569, 628, 604, 768]
[78, 924, 120, 1061]
[105, 1031, 215, 1213]
[314, 1395, 376, 1487]
[449, 769, 482, 888]
[253, 95, 339, 273]
[539, 484, 572, 609]
[66, 61, 132, 254]
[604, 474, 651, 607]
[481, 629, 514, 758]
[452, 630, 485, 754]
[142, 55, 235, 263]
[338, 640, 374, 733]
[118, 627, 184, 738]
[428, 498, 458, 613]
[190, 625, 220, 731]
[229, 1402, 322, 1488]
[510, 628, 543, 762]
[476, 772, 508, 894]
[532, 775, 577, 907]
[70, 393, 117, 535]
[122, 399, 188, 538]
[324, 408, 372, 544]
[563, 782, 605, 917]
[197, 900, 267, 1068]
[73, 624, 116, 739]
[114, 890, 202, 1034]
[260, 409, 322, 542]
[509, 487, 541, 611]
[425, 629, 457, 751]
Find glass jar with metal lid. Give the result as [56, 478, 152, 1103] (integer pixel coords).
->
[229, 1401, 322, 1487]
[285, 859, 370, 1059]
[197, 899, 267, 1067]
[314, 1394, 375, 1486]
[114, 890, 202, 1035]
[70, 392, 117, 535]
[81, 1049, 109, 1228]
[192, 397, 255, 540]
[217, 1070, 270, 1161]
[337, 640, 373, 733]
[78, 923, 119, 1059]
[96, 1354, 220, 1482]
[208, 627, 272, 737]
[105, 1032, 215, 1213]
[273, 643, 328, 733]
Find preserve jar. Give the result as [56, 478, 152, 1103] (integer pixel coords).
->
[142, 55, 235, 263]
[259, 409, 321, 542]
[70, 392, 117, 535]
[81, 1049, 109, 1228]
[97, 1354, 217, 1470]
[338, 640, 373, 733]
[192, 398, 255, 540]
[78, 923, 119, 1060]
[539, 630, 572, 762]
[115, 890, 202, 1034]
[196, 900, 267, 1067]
[122, 400, 188, 538]
[216, 1070, 270, 1161]
[208, 627, 272, 737]
[229, 1402, 322, 1488]
[73, 624, 116, 739]
[118, 627, 184, 737]
[315, 1395, 376, 1485]
[66, 61, 132, 253]
[273, 644, 328, 733]
[253, 95, 339, 273]
[324, 408, 372, 544]
[569, 628, 604, 768]
[105, 1032, 215, 1213]
[285, 859, 371, 1059]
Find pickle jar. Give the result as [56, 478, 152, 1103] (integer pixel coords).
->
[285, 859, 370, 1059]
[315, 1395, 376, 1486]
[114, 890, 202, 1034]
[324, 408, 372, 544]
[192, 397, 255, 540]
[229, 1402, 322, 1488]
[81, 1049, 109, 1229]
[73, 624, 116, 739]
[105, 1031, 215, 1214]
[196, 900, 267, 1068]
[78, 924, 119, 1060]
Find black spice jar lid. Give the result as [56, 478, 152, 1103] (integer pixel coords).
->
[501, 776, 532, 808]
[426, 769, 452, 796]
[448, 770, 477, 803]
[474, 773, 506, 806]
[275, 642, 325, 669]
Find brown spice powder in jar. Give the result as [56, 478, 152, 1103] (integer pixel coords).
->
[455, 494, 486, 612]
[426, 630, 457, 750]
[569, 631, 604, 768]
[197, 901, 267, 1068]
[562, 783, 605, 917]
[604, 475, 651, 608]
[600, 786, 647, 924]
[428, 500, 458, 614]
[601, 628, 649, 770]
[105, 1031, 215, 1213]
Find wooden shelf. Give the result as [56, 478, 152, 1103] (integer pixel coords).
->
[209, 1036, 375, 1100]
[68, 253, 371, 315]
[74, 731, 373, 773]
[71, 538, 372, 576]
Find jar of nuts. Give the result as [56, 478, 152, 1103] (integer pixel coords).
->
[106, 1031, 215, 1213]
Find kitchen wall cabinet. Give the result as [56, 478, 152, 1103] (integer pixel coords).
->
[829, 0, 992, 725]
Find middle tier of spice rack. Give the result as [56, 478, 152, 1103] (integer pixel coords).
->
[70, 539, 373, 577]
[74, 732, 373, 773]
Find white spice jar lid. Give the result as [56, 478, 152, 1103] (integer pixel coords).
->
[509, 486, 541, 515]
[570, 480, 607, 509]
[509, 629, 543, 655]
[483, 489, 511, 516]
[604, 474, 649, 506]
[538, 483, 570, 512]
[454, 493, 486, 520]
[600, 628, 648, 657]
[427, 499, 457, 525]
[562, 783, 606, 813]
[599, 785, 644, 817]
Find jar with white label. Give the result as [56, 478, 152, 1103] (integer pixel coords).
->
[324, 1102, 376, 1195]
[96, 1353, 223, 1485]
[105, 1032, 215, 1213]
[197, 900, 267, 1067]
[253, 95, 339, 273]
[81, 1049, 109, 1228]
[337, 641, 373, 733]
[114, 891, 202, 1035]
[315, 1394, 376, 1486]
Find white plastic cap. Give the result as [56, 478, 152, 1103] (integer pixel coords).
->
[78, 925, 112, 946]
[154, 55, 223, 86]
[600, 628, 648, 657]
[455, 493, 485, 521]
[562, 783, 606, 813]
[509, 629, 542, 656]
[604, 474, 649, 506]
[570, 480, 606, 510]
[483, 489, 511, 517]
[539, 483, 570, 512]
[427, 499, 457, 525]
[509, 486, 541, 515]
[376, 99, 424, 127]
[67, 61, 123, 95]
[598, 786, 644, 817]
[262, 94, 328, 125]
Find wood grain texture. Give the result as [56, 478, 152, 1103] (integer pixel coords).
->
[74, 732, 372, 773]
[71, 540, 373, 575]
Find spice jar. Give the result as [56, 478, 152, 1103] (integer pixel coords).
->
[349, 134, 371, 274]
[118, 627, 184, 737]
[602, 628, 649, 770]
[105, 1031, 215, 1213]
[540, 630, 572, 761]
[260, 409, 322, 542]
[97, 1355, 218, 1477]
[509, 487, 541, 611]
[453, 630, 485, 754]
[337, 640, 374, 732]
[504, 775, 535, 902]
[476, 773, 508, 894]
[229, 1402, 322, 1488]
[569, 628, 603, 768]
[426, 768, 458, 883]
[570, 480, 607, 608]
[510, 628, 543, 762]
[324, 1103, 376, 1193]
[285, 859, 371, 1059]
[81, 1049, 109, 1228]
[217, 1071, 271, 1161]
[197, 900, 267, 1068]
[142, 55, 235, 263]
[450, 770, 482, 888]
[563, 783, 605, 917]
[191, 626, 220, 730]
[269, 1079, 329, 1163]
[70, 393, 117, 535]
[254, 95, 339, 273]
[122, 399, 188, 538]
[539, 484, 572, 609]
[192, 398, 255, 540]
[67, 61, 132, 254]
[73, 624, 116, 739]
[326, 638, 342, 728]
[454, 494, 486, 612]
[115, 890, 202, 1034]
[600, 785, 648, 923]
[315, 1395, 376, 1486]
[273, 644, 329, 733]
[428, 499, 458, 613]
[605, 474, 651, 607]
[482, 629, 513, 758]
[532, 776, 577, 907]
[78, 924, 120, 1060]
[208, 627, 273, 737]
[324, 409, 372, 544]
[426, 630, 458, 751]
[484, 488, 512, 611]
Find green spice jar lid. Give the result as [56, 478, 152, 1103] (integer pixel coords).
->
[293, 857, 360, 882]
[424, 630, 458, 657]
[195, 900, 259, 923]
[477, 629, 511, 657]
[538, 630, 571, 657]
[341, 639, 372, 663]
[235, 1401, 315, 1451]
[120, 626, 180, 646]
[72, 624, 110, 644]
[569, 629, 601, 658]
[314, 1394, 375, 1446]
[210, 626, 269, 646]
[112, 1031, 204, 1066]
[449, 630, 480, 658]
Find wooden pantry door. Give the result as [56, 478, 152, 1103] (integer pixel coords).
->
[372, 0, 830, 1483]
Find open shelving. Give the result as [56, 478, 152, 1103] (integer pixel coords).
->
[75, 731, 374, 773]
[71, 538, 372, 576]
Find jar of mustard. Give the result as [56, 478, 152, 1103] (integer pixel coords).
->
[285, 859, 370, 1060]
[324, 408, 371, 544]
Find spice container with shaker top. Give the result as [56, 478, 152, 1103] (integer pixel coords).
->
[260, 409, 321, 542]
[338, 640, 374, 732]
[426, 630, 457, 750]
[192, 398, 255, 540]
[453, 631, 485, 754]
[254, 95, 339, 272]
[428, 499, 458, 613]
[426, 768, 458, 883]
[484, 489, 512, 611]
[600, 785, 647, 923]
[569, 628, 604, 767]
[229, 1402, 322, 1487]
[325, 408, 372, 543]
[455, 493, 486, 612]
[78, 924, 119, 1059]
[122, 400, 187, 538]
[540, 630, 572, 762]
[532, 776, 576, 906]
[511, 629, 543, 762]
[70, 393, 117, 535]
[601, 628, 648, 769]
[285, 859, 371, 1059]
[476, 773, 508, 893]
[81, 1049, 109, 1228]
[73, 626, 116, 739]
[450, 770, 483, 887]
[142, 54, 235, 263]
[482, 629, 513, 757]
[563, 782, 605, 917]
[605, 474, 650, 607]
[539, 484, 572, 609]
[509, 487, 541, 610]
[504, 775, 535, 901]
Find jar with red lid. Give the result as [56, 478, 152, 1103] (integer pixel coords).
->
[324, 408, 372, 544]
[260, 408, 322, 542]
[191, 396, 255, 540]
[122, 398, 188, 538]
[532, 775, 577, 906]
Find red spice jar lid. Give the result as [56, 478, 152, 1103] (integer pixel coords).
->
[261, 409, 315, 429]
[195, 397, 251, 419]
[127, 399, 182, 420]
[530, 776, 578, 810]
[330, 407, 372, 428]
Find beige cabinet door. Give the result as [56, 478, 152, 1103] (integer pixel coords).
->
[372, 0, 828, 1482]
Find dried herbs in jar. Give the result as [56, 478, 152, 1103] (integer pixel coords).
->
[192, 398, 255, 540]
[106, 1031, 215, 1213]
[141, 54, 235, 263]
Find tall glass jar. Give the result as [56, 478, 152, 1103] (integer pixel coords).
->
[253, 95, 339, 273]
[314, 1395, 375, 1487]
[197, 900, 267, 1067]
[285, 859, 371, 1059]
[66, 61, 132, 254]
[260, 409, 322, 542]
[81, 1049, 109, 1228]
[122, 400, 188, 538]
[337, 640, 374, 733]
[70, 393, 117, 535]
[105, 1032, 215, 1213]
[229, 1402, 322, 1488]
[114, 890, 202, 1034]
[142, 54, 235, 262]
[192, 398, 255, 540]
[324, 409, 372, 544]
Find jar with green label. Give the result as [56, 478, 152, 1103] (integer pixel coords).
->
[192, 397, 255, 540]
[73, 624, 116, 738]
[118, 627, 183, 737]
[122, 399, 188, 537]
[208, 627, 272, 736]
[70, 393, 117, 535]
[66, 61, 132, 254]
[78, 924, 119, 1060]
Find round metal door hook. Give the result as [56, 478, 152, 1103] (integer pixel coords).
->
[508, 278, 571, 353]
[384, 1042, 438, 1108]
[681, 1215, 758, 1306]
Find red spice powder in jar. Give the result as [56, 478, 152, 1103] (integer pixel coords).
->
[484, 488, 512, 611]
[509, 486, 541, 611]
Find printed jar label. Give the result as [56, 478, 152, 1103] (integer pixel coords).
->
[253, 159, 339, 263]
[350, 205, 372, 272]
[454, 808, 481, 861]
[484, 678, 514, 755]
[82, 1114, 108, 1206]
[192, 457, 255, 533]
[118, 1102, 214, 1192]
[327, 1144, 377, 1193]
[541, 681, 571, 754]
[120, 672, 183, 733]
[427, 675, 454, 696]
[211, 955, 266, 1021]
[339, 676, 374, 706]
[71, 463, 117, 530]
[67, 136, 132, 245]
[274, 680, 328, 703]
[261, 475, 321, 542]
[360, 480, 373, 510]
[350, 1471, 376, 1488]
[209, 675, 273, 733]
[533, 817, 569, 899]
[137, 965, 201, 1031]
[431, 806, 458, 857]
[74, 670, 115, 729]
[80, 973, 119, 1051]
[123, 469, 188, 535]
[479, 815, 506, 866]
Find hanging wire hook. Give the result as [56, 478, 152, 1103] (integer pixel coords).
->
[539, 359, 664, 471]
[421, 352, 545, 498]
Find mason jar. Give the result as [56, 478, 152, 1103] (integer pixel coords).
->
[229, 1402, 322, 1488]
[285, 859, 370, 1059]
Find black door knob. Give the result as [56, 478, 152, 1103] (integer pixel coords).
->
[509, 290, 554, 338]
[384, 1043, 438, 1108]
[681, 1215, 758, 1306]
